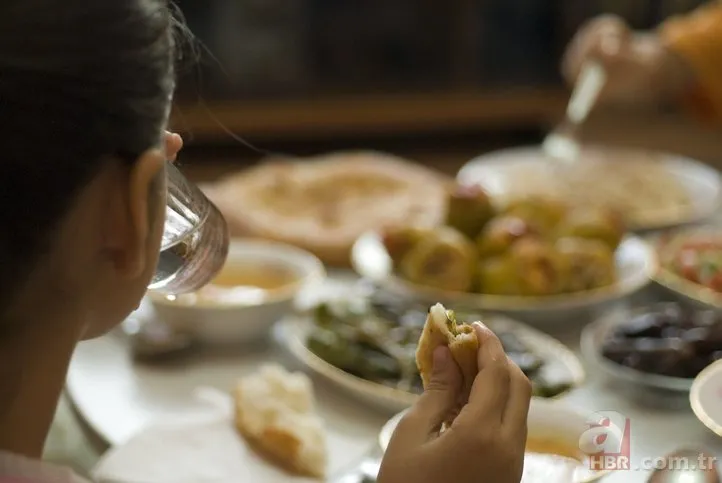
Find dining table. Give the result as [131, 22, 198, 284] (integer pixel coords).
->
[47, 212, 722, 483]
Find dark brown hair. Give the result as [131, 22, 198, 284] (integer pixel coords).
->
[0, 0, 176, 309]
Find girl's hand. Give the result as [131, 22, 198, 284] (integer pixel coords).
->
[164, 131, 183, 161]
[377, 324, 531, 483]
[562, 15, 692, 107]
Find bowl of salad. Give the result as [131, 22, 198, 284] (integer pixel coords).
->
[654, 226, 722, 309]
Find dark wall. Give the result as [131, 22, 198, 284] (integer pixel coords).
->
[174, 0, 707, 101]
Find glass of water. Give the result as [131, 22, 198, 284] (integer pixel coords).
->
[147, 161, 230, 295]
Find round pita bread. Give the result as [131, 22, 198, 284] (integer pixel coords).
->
[205, 151, 449, 266]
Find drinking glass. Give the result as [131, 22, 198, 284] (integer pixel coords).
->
[147, 161, 230, 295]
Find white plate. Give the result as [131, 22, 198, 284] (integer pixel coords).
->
[378, 399, 609, 482]
[352, 231, 656, 316]
[457, 145, 722, 231]
[91, 391, 341, 483]
[279, 313, 585, 413]
[581, 306, 694, 393]
[691, 359, 722, 437]
[66, 280, 389, 480]
[653, 225, 722, 310]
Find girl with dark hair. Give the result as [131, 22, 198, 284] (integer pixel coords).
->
[0, 1, 531, 481]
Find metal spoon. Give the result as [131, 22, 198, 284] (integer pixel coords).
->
[333, 456, 381, 483]
[122, 316, 196, 360]
[647, 447, 719, 483]
[542, 61, 607, 165]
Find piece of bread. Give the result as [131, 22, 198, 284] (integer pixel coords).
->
[205, 151, 449, 266]
[416, 303, 480, 421]
[233, 365, 327, 479]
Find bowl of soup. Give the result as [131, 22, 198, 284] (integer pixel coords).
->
[149, 239, 325, 344]
[379, 398, 609, 483]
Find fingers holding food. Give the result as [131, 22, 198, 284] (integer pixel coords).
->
[416, 304, 480, 424]
[381, 307, 530, 483]
[501, 359, 533, 438]
[457, 322, 510, 425]
[400, 345, 463, 444]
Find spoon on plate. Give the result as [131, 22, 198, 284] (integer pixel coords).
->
[333, 455, 381, 483]
[542, 61, 606, 165]
[647, 447, 719, 483]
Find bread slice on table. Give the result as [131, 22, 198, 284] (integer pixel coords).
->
[416, 303, 480, 423]
[233, 365, 327, 479]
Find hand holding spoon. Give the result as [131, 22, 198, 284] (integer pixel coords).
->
[542, 61, 607, 165]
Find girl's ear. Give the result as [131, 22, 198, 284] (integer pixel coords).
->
[114, 149, 165, 278]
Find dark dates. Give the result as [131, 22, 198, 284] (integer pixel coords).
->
[601, 303, 722, 379]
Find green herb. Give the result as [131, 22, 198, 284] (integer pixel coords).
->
[445, 310, 457, 334]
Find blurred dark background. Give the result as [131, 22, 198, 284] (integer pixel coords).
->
[168, 0, 722, 181]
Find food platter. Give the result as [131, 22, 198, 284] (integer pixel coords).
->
[352, 230, 656, 316]
[204, 151, 449, 267]
[653, 225, 722, 310]
[580, 303, 721, 392]
[457, 145, 722, 231]
[278, 311, 585, 413]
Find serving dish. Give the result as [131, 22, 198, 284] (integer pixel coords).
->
[457, 145, 722, 231]
[352, 230, 655, 318]
[279, 305, 585, 413]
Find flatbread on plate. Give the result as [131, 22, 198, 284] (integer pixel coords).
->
[204, 151, 449, 266]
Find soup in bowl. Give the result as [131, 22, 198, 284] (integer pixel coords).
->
[149, 239, 325, 344]
[379, 398, 608, 483]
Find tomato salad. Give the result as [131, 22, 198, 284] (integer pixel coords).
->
[666, 237, 722, 292]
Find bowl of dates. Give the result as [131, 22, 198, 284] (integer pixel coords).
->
[582, 302, 722, 392]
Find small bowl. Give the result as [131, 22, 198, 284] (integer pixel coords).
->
[652, 226, 722, 311]
[149, 239, 325, 345]
[581, 305, 695, 393]
[379, 399, 609, 482]
[691, 359, 722, 437]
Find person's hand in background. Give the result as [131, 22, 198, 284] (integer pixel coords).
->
[562, 15, 694, 108]
[376, 323, 531, 483]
